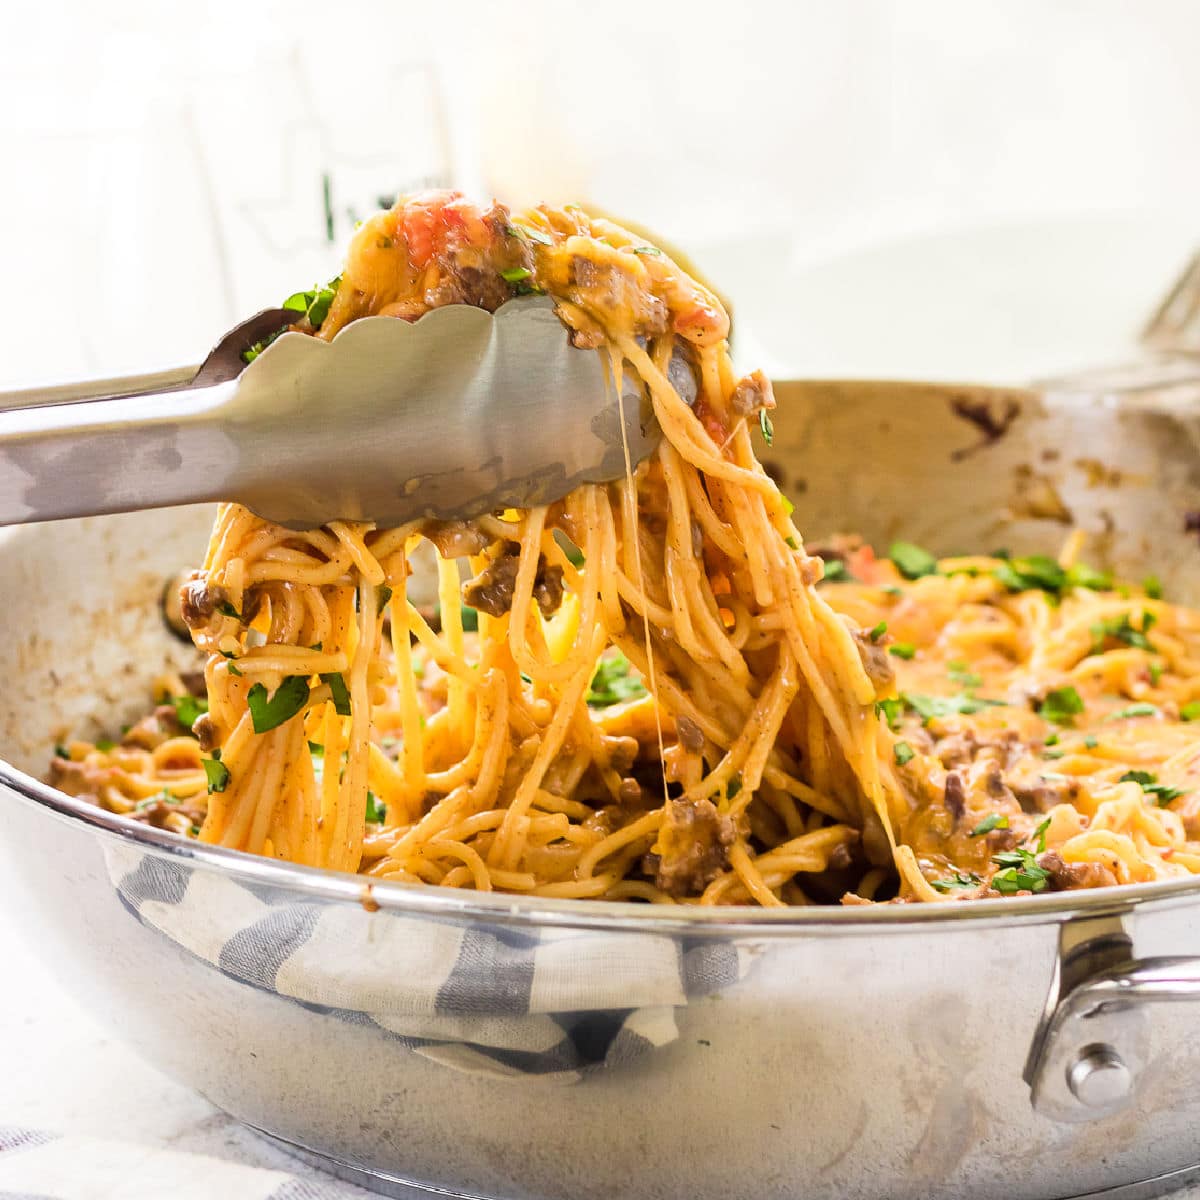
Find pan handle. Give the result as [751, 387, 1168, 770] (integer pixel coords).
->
[1027, 952, 1200, 1123]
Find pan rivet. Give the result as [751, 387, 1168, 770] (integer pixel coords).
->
[1067, 1044, 1132, 1108]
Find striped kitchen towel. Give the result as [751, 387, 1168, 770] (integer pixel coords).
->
[104, 843, 750, 1082]
[0, 1126, 369, 1200]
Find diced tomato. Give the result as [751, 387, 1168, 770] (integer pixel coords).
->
[673, 300, 723, 340]
[844, 544, 887, 586]
[693, 399, 728, 445]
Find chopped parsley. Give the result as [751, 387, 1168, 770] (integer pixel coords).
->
[203, 756, 230, 793]
[500, 266, 533, 283]
[1144, 575, 1164, 600]
[53, 744, 70, 759]
[758, 410, 774, 446]
[1045, 733, 1060, 746]
[95, 738, 115, 753]
[970, 813, 1009, 837]
[785, 535, 799, 550]
[172, 694, 208, 731]
[321, 672, 352, 717]
[1119, 769, 1185, 806]
[377, 585, 393, 611]
[586, 651, 648, 707]
[1109, 702, 1160, 721]
[931, 871, 981, 893]
[875, 698, 904, 728]
[894, 740, 915, 766]
[1084, 735, 1099, 749]
[365, 791, 387, 824]
[308, 741, 324, 756]
[1182, 702, 1200, 723]
[460, 604, 480, 633]
[821, 559, 853, 584]
[889, 542, 939, 580]
[868, 621, 888, 643]
[216, 600, 241, 620]
[631, 245, 662, 256]
[889, 642, 916, 660]
[246, 676, 311, 734]
[1037, 686, 1084, 726]
[726, 775, 743, 800]
[1150, 662, 1164, 686]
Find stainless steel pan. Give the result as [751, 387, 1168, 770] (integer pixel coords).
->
[2, 378, 1200, 1200]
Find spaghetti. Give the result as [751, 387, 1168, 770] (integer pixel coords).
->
[49, 193, 1200, 904]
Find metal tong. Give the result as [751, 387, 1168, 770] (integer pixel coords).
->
[0, 298, 694, 530]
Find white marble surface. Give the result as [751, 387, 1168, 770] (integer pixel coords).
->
[0, 909, 375, 1192]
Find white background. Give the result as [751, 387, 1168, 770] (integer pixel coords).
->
[1, 0, 1198, 386]
[2, 0, 1200, 1192]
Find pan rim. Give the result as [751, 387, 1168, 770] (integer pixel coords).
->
[7, 756, 1200, 938]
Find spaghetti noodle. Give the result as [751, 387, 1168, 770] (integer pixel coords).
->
[49, 193, 1200, 904]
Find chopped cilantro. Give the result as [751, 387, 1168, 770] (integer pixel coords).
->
[1045, 733, 1060, 746]
[1038, 686, 1085, 726]
[377, 585, 393, 611]
[903, 691, 1007, 723]
[631, 245, 662, 256]
[894, 740, 915, 766]
[875, 698, 904, 728]
[931, 871, 981, 893]
[1084, 735, 1099, 749]
[587, 651, 648, 707]
[500, 266, 533, 283]
[994, 555, 1111, 596]
[1150, 662, 1163, 686]
[53, 744, 70, 759]
[172, 694, 208, 731]
[1030, 816, 1051, 853]
[308, 741, 324, 756]
[889, 542, 939, 580]
[246, 676, 311, 734]
[726, 775, 743, 800]
[241, 325, 288, 365]
[1090, 611, 1156, 654]
[508, 223, 553, 246]
[282, 274, 341, 331]
[889, 642, 916, 660]
[321, 672, 352, 717]
[1182, 702, 1200, 723]
[203, 757, 230, 793]
[365, 791, 387, 824]
[1119, 769, 1185, 806]
[1144, 575, 1164, 600]
[1109, 703, 1160, 721]
[970, 813, 1009, 837]
[758, 410, 774, 446]
[785, 535, 799, 550]
[868, 621, 888, 643]
[947, 660, 983, 688]
[95, 738, 115, 752]
[990, 846, 1051, 894]
[821, 559, 853, 583]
